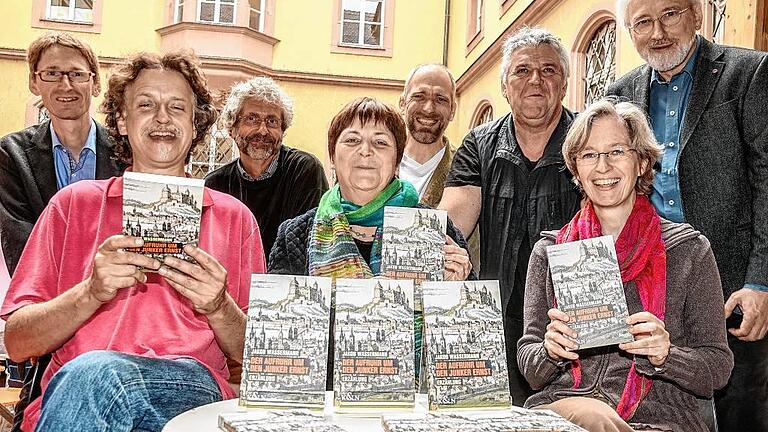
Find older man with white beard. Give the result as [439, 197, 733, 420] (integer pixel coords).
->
[205, 77, 328, 262]
[607, 1, 768, 431]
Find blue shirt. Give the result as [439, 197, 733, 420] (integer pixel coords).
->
[648, 36, 701, 223]
[51, 119, 97, 190]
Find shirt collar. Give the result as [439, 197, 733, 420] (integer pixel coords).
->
[106, 170, 214, 207]
[237, 152, 280, 182]
[651, 35, 701, 84]
[50, 118, 97, 154]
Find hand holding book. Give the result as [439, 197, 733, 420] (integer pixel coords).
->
[159, 244, 229, 316]
[543, 308, 580, 362]
[442, 235, 471, 281]
[88, 235, 161, 303]
[618, 311, 670, 367]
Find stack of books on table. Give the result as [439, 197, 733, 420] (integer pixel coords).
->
[381, 407, 587, 432]
[219, 410, 345, 432]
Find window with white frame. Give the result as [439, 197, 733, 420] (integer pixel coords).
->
[174, 0, 185, 23]
[249, 0, 264, 31]
[198, 0, 235, 25]
[340, 0, 384, 48]
[46, 0, 94, 23]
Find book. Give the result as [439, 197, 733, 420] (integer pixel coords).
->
[219, 410, 346, 432]
[421, 281, 510, 411]
[334, 278, 415, 410]
[546, 235, 633, 350]
[122, 171, 204, 264]
[381, 407, 587, 432]
[240, 275, 332, 409]
[381, 206, 447, 287]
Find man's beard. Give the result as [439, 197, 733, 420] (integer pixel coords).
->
[407, 113, 446, 145]
[237, 131, 280, 161]
[642, 34, 696, 73]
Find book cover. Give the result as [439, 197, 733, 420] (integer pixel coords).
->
[546, 235, 632, 350]
[122, 171, 204, 264]
[334, 278, 415, 410]
[421, 280, 510, 411]
[240, 275, 332, 409]
[381, 206, 447, 286]
[381, 408, 587, 432]
[219, 410, 346, 432]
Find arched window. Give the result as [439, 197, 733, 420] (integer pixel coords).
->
[472, 103, 493, 128]
[583, 20, 616, 108]
[187, 119, 239, 178]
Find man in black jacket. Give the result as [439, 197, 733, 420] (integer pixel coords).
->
[607, 1, 768, 430]
[205, 77, 327, 262]
[439, 27, 581, 405]
[0, 31, 123, 432]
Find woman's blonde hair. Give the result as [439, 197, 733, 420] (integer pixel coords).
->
[562, 97, 662, 196]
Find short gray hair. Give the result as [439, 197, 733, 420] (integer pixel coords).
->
[562, 97, 663, 196]
[220, 76, 294, 132]
[402, 64, 456, 97]
[616, 0, 704, 28]
[500, 27, 570, 90]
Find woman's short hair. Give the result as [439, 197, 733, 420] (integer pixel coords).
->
[27, 32, 101, 94]
[101, 51, 217, 165]
[562, 97, 662, 196]
[327, 97, 407, 167]
[220, 76, 294, 133]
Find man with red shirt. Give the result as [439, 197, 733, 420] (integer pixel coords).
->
[1, 51, 265, 432]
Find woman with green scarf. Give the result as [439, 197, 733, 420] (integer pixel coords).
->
[269, 97, 474, 390]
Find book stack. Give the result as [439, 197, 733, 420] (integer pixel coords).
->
[219, 410, 346, 432]
[381, 407, 587, 432]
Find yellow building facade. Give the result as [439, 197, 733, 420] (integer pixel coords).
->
[1, 0, 766, 175]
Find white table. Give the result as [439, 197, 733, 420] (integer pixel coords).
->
[163, 391, 429, 432]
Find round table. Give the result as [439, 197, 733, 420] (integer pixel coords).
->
[163, 391, 429, 432]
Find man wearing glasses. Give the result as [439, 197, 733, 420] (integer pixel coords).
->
[205, 77, 327, 262]
[0, 31, 123, 432]
[608, 1, 768, 430]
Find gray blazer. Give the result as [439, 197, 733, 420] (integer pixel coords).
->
[607, 38, 768, 298]
[0, 120, 123, 275]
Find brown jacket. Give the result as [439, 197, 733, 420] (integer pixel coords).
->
[518, 220, 733, 431]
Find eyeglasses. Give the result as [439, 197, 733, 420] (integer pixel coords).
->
[575, 148, 637, 166]
[629, 8, 690, 35]
[238, 113, 281, 129]
[35, 70, 95, 83]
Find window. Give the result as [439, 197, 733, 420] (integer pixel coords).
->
[249, 0, 264, 31]
[46, 0, 93, 22]
[174, 0, 184, 23]
[583, 21, 616, 108]
[468, 0, 484, 39]
[198, 0, 235, 25]
[473, 103, 493, 128]
[340, 0, 384, 48]
[187, 122, 239, 178]
[711, 0, 726, 44]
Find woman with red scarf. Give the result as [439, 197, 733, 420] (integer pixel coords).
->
[518, 98, 733, 432]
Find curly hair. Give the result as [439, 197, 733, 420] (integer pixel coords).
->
[220, 76, 294, 134]
[562, 97, 663, 196]
[100, 51, 217, 165]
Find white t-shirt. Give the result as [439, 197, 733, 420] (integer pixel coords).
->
[399, 147, 446, 200]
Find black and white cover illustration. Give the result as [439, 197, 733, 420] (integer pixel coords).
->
[546, 235, 632, 350]
[334, 278, 415, 409]
[382, 206, 447, 285]
[122, 171, 204, 263]
[422, 281, 510, 411]
[219, 410, 346, 432]
[240, 275, 332, 409]
[381, 407, 587, 432]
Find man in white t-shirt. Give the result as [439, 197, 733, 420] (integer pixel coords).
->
[398, 64, 457, 208]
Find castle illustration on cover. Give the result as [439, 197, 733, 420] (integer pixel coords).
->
[241, 275, 332, 409]
[334, 278, 415, 409]
[382, 207, 447, 284]
[422, 280, 510, 411]
[546, 235, 632, 349]
[122, 171, 204, 261]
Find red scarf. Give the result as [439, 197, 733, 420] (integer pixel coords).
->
[555, 195, 666, 420]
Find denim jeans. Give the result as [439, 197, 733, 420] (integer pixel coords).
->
[36, 350, 223, 432]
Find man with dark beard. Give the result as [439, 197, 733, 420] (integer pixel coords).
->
[205, 77, 328, 261]
[607, 1, 768, 430]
